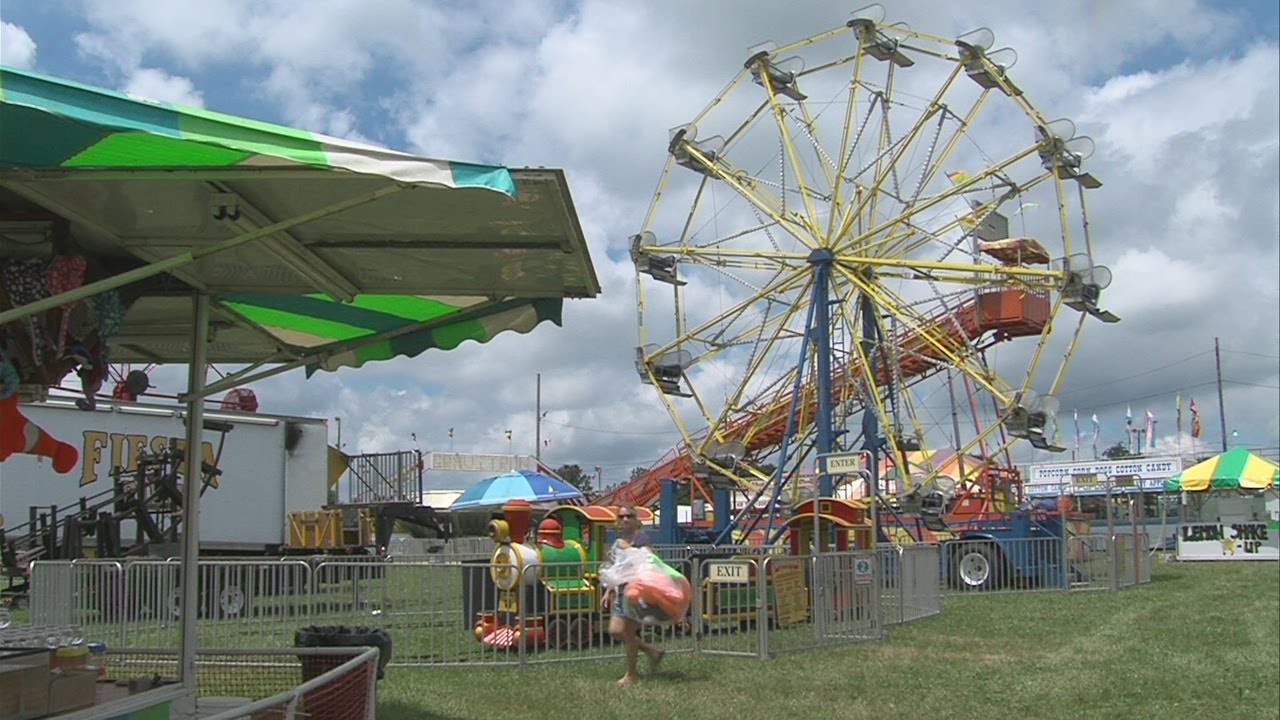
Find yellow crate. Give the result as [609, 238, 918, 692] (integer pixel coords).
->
[287, 510, 342, 549]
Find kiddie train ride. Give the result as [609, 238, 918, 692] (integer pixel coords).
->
[471, 500, 655, 650]
[471, 495, 876, 648]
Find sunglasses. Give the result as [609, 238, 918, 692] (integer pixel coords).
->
[617, 513, 635, 519]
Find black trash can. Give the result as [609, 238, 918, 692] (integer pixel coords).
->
[294, 625, 392, 720]
[295, 625, 392, 679]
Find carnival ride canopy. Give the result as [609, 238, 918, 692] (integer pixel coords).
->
[1163, 447, 1280, 493]
[0, 65, 600, 391]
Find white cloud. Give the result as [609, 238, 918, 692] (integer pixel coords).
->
[1081, 43, 1279, 174]
[1107, 247, 1214, 316]
[0, 21, 37, 68]
[8, 1, 1278, 485]
[123, 68, 205, 107]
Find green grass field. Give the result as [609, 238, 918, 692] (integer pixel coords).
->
[373, 561, 1280, 720]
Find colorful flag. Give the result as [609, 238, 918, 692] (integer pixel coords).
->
[504, 429, 512, 441]
[448, 427, 454, 439]
[1091, 413, 1100, 457]
[1190, 398, 1201, 439]
[1176, 394, 1183, 436]
[1073, 409, 1080, 455]
[1145, 410, 1155, 450]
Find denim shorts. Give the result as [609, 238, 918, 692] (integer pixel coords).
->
[609, 587, 628, 618]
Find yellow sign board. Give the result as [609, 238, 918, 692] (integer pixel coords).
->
[770, 558, 809, 627]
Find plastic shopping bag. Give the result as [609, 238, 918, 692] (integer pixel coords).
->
[600, 546, 692, 625]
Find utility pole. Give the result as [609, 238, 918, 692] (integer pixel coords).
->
[535, 373, 542, 461]
[1214, 337, 1228, 451]
[946, 370, 966, 481]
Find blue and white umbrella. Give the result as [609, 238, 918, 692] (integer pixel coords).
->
[448, 470, 584, 511]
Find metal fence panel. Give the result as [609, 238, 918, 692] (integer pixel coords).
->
[30, 559, 123, 644]
[812, 552, 880, 642]
[943, 537, 1069, 595]
[899, 544, 942, 622]
[763, 552, 881, 657]
[878, 547, 904, 626]
[1067, 533, 1114, 591]
[1113, 531, 1153, 589]
[694, 556, 765, 658]
[25, 534, 1142, 670]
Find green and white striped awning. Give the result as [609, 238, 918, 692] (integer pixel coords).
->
[0, 65, 599, 378]
[219, 294, 562, 375]
[0, 65, 513, 192]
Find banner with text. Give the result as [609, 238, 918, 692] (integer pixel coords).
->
[1176, 522, 1279, 561]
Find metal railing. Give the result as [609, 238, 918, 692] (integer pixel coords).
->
[344, 450, 423, 504]
[19, 544, 973, 668]
[879, 544, 943, 624]
[199, 647, 379, 720]
[101, 647, 379, 720]
[933, 531, 1153, 595]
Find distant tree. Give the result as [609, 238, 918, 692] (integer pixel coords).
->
[1101, 442, 1137, 459]
[630, 466, 648, 480]
[555, 464, 593, 493]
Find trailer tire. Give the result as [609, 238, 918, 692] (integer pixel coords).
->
[954, 543, 1004, 591]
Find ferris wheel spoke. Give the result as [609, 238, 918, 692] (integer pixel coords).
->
[883, 171, 1057, 262]
[673, 141, 820, 244]
[648, 267, 811, 364]
[837, 144, 1042, 259]
[832, 31, 868, 204]
[756, 84, 825, 236]
[634, 15, 1109, 491]
[839, 66, 964, 244]
[850, 275, 1012, 402]
[909, 90, 993, 208]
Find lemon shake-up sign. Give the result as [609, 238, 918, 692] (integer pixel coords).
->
[1177, 522, 1279, 561]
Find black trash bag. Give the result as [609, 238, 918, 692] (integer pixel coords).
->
[295, 625, 393, 680]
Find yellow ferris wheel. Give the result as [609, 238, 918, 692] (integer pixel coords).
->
[632, 6, 1118, 505]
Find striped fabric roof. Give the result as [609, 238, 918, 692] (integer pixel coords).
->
[1164, 447, 1280, 492]
[0, 65, 598, 373]
[0, 65, 513, 193]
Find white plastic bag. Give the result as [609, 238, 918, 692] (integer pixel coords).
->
[599, 546, 692, 625]
[599, 545, 651, 589]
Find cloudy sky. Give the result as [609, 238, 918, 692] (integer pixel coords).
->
[2, 0, 1277, 491]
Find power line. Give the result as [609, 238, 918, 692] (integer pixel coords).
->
[540, 419, 681, 437]
[1054, 349, 1214, 398]
[1065, 378, 1279, 415]
[1224, 378, 1280, 390]
[1222, 349, 1280, 360]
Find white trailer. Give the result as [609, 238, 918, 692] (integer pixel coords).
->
[0, 398, 329, 554]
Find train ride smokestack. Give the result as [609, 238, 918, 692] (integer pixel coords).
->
[502, 499, 533, 544]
